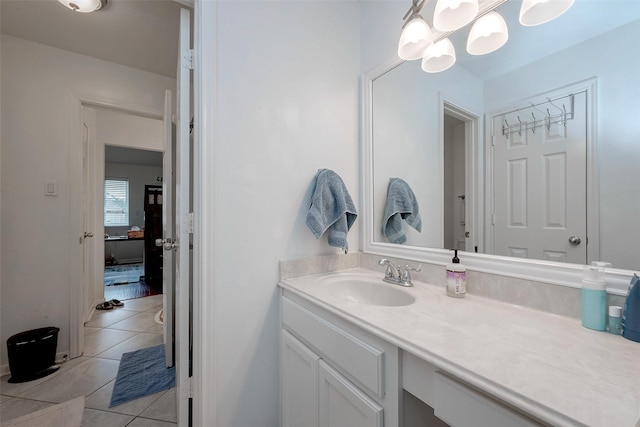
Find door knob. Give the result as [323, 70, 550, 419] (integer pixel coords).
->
[156, 238, 177, 251]
[83, 232, 94, 238]
[568, 236, 581, 245]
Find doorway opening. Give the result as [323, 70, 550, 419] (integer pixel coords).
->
[104, 146, 164, 301]
[442, 102, 478, 253]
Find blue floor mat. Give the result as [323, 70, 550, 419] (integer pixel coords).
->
[110, 344, 175, 407]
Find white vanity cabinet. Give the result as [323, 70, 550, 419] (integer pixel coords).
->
[281, 293, 399, 427]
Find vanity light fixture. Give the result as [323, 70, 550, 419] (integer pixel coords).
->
[398, 0, 571, 72]
[466, 11, 508, 55]
[421, 38, 456, 73]
[58, 0, 106, 13]
[433, 0, 479, 32]
[398, 0, 433, 61]
[519, 0, 575, 26]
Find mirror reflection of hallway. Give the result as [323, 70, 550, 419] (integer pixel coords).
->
[443, 106, 473, 252]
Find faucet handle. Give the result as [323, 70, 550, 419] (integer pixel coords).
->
[400, 264, 422, 284]
[404, 263, 422, 273]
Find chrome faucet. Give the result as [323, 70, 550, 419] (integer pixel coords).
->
[378, 259, 421, 287]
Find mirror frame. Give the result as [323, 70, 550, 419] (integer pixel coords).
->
[360, 52, 632, 296]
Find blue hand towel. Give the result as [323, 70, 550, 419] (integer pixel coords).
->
[622, 274, 640, 343]
[306, 169, 357, 253]
[382, 178, 422, 244]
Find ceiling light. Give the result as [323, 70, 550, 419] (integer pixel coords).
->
[398, 13, 433, 60]
[433, 0, 479, 32]
[58, 0, 106, 13]
[466, 11, 508, 55]
[421, 38, 456, 73]
[519, 0, 575, 26]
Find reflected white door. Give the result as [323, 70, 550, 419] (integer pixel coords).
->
[492, 92, 587, 264]
[162, 90, 175, 368]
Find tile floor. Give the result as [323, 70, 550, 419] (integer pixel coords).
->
[0, 294, 177, 426]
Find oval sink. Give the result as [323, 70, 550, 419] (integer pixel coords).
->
[319, 275, 415, 307]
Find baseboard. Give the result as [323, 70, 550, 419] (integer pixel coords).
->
[1, 351, 70, 377]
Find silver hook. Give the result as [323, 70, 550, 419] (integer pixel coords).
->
[562, 104, 567, 126]
[517, 116, 523, 137]
[531, 112, 537, 133]
[545, 108, 552, 130]
[503, 119, 510, 138]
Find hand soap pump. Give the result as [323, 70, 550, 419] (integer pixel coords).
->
[581, 262, 609, 331]
[446, 249, 466, 298]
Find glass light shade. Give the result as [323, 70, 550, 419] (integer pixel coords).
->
[398, 14, 433, 61]
[421, 38, 456, 73]
[466, 11, 508, 56]
[433, 0, 479, 32]
[519, 0, 575, 26]
[58, 0, 105, 13]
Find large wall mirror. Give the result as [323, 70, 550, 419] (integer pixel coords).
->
[362, 0, 640, 290]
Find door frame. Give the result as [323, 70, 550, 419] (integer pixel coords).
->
[439, 97, 480, 253]
[484, 78, 599, 264]
[69, 93, 164, 358]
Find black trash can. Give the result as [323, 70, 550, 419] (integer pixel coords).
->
[7, 327, 60, 383]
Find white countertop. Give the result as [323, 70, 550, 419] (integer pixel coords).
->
[279, 268, 640, 427]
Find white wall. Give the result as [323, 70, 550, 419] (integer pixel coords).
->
[0, 34, 175, 365]
[484, 20, 640, 269]
[96, 107, 164, 152]
[205, 2, 360, 425]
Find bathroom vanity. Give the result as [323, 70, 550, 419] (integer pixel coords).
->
[279, 266, 640, 427]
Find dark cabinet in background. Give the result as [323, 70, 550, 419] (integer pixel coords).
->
[144, 185, 163, 288]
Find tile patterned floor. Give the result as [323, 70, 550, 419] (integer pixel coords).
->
[0, 294, 176, 426]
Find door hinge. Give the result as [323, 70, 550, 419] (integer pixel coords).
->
[183, 48, 194, 70]
[181, 376, 194, 399]
[492, 214, 496, 225]
[491, 135, 496, 146]
[182, 212, 194, 234]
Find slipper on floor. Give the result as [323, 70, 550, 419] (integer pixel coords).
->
[108, 299, 124, 307]
[96, 301, 113, 310]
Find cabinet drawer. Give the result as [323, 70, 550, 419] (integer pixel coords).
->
[282, 297, 385, 398]
[434, 372, 540, 427]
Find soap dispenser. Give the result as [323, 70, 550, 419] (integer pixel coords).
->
[581, 262, 609, 331]
[446, 249, 466, 298]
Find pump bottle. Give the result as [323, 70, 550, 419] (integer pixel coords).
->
[581, 262, 609, 331]
[446, 249, 466, 298]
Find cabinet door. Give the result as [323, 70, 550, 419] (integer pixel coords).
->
[282, 330, 320, 427]
[319, 360, 383, 427]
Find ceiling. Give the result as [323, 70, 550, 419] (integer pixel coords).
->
[0, 0, 191, 78]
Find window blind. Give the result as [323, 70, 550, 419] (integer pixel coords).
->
[104, 179, 129, 226]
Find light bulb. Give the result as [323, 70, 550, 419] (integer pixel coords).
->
[398, 14, 433, 61]
[519, 0, 574, 26]
[422, 38, 456, 73]
[433, 0, 479, 32]
[466, 11, 508, 56]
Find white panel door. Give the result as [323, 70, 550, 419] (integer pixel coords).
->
[175, 7, 192, 427]
[281, 330, 320, 427]
[492, 92, 587, 264]
[161, 90, 175, 368]
[318, 360, 383, 427]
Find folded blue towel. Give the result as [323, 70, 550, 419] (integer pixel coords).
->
[382, 178, 422, 244]
[623, 274, 640, 343]
[306, 169, 357, 253]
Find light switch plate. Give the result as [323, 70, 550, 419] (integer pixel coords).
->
[44, 180, 58, 196]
